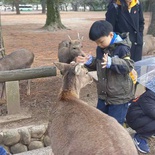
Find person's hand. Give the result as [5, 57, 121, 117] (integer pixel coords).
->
[101, 53, 108, 68]
[75, 55, 90, 64]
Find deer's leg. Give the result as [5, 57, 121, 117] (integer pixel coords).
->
[0, 83, 5, 99]
[0, 83, 6, 105]
[26, 79, 31, 95]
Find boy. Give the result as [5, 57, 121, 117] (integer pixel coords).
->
[76, 20, 135, 125]
[126, 87, 155, 154]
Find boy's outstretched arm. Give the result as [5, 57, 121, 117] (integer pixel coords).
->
[76, 54, 97, 71]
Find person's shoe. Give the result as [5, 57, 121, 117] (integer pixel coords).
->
[133, 133, 150, 154]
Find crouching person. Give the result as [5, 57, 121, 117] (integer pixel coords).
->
[0, 146, 11, 155]
[126, 88, 155, 154]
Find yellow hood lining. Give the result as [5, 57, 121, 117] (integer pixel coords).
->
[116, 0, 138, 9]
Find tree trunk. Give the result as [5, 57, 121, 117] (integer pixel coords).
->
[0, 0, 5, 57]
[71, 3, 78, 11]
[43, 0, 66, 31]
[147, 1, 155, 36]
[41, 0, 46, 14]
[0, 17, 5, 57]
[14, 0, 20, 15]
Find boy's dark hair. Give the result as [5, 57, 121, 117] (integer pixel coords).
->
[89, 20, 113, 41]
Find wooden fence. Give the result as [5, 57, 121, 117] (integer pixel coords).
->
[0, 66, 56, 115]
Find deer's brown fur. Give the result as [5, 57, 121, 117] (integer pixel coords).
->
[48, 62, 138, 155]
[0, 49, 34, 96]
[143, 35, 155, 56]
[0, 49, 34, 71]
[58, 34, 85, 63]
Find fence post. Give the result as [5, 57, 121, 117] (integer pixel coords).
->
[5, 81, 20, 115]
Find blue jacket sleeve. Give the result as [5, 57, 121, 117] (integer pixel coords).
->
[84, 57, 97, 71]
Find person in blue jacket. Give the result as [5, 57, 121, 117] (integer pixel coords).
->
[106, 0, 144, 62]
[0, 146, 8, 155]
[126, 88, 155, 154]
[76, 20, 135, 125]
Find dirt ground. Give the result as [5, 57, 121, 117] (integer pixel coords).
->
[0, 11, 102, 126]
[0, 11, 154, 154]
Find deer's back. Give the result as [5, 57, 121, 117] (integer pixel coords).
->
[143, 35, 155, 55]
[49, 98, 138, 155]
[58, 40, 70, 49]
[58, 46, 70, 63]
[0, 49, 34, 71]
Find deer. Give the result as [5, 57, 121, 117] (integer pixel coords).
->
[58, 33, 86, 63]
[0, 49, 34, 98]
[143, 34, 155, 56]
[48, 62, 138, 155]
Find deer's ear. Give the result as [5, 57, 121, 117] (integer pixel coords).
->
[77, 32, 84, 41]
[54, 62, 70, 75]
[81, 36, 84, 41]
[74, 64, 82, 75]
[67, 35, 72, 41]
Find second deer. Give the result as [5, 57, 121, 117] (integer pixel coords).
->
[0, 49, 34, 98]
[58, 34, 86, 63]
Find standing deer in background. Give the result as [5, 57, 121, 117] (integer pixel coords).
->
[0, 49, 34, 98]
[48, 62, 138, 155]
[58, 33, 86, 63]
[143, 34, 155, 56]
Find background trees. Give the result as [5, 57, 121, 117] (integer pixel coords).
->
[1, 0, 155, 34]
[147, 0, 155, 36]
[43, 0, 66, 31]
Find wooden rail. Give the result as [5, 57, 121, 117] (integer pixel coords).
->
[1, 66, 57, 115]
[0, 66, 56, 82]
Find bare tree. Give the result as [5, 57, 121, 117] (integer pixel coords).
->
[14, 0, 20, 14]
[59, 0, 72, 11]
[147, 0, 155, 36]
[71, 1, 78, 11]
[0, 10, 5, 57]
[41, 0, 46, 14]
[43, 0, 66, 31]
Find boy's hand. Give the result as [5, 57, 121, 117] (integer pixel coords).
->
[101, 53, 108, 68]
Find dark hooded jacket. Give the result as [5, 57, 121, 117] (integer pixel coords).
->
[85, 33, 135, 105]
[106, 0, 145, 61]
[126, 89, 155, 130]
